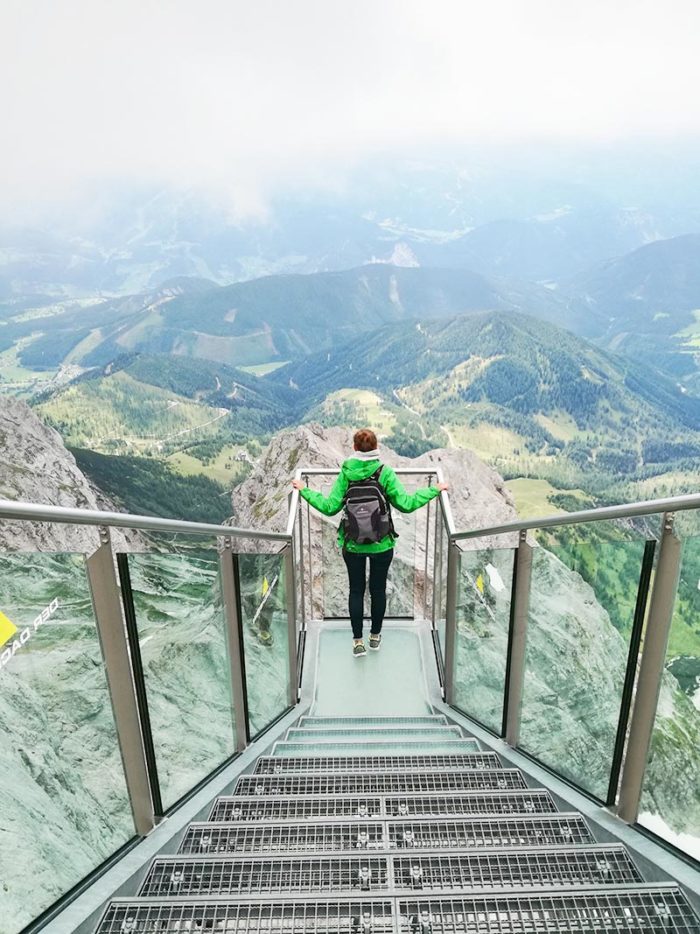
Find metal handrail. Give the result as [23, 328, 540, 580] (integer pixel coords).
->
[0, 499, 291, 542]
[451, 492, 700, 542]
[299, 467, 441, 475]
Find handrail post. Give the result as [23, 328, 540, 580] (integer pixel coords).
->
[618, 512, 682, 823]
[86, 528, 156, 836]
[284, 542, 299, 706]
[296, 493, 306, 629]
[504, 529, 533, 747]
[444, 540, 459, 704]
[432, 497, 442, 627]
[218, 538, 249, 753]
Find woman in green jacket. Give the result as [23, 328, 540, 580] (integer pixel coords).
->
[292, 428, 448, 657]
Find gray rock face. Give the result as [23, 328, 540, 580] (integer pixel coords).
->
[0, 396, 139, 552]
[232, 423, 517, 540]
[231, 424, 518, 619]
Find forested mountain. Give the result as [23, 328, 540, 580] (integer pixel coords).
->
[566, 234, 700, 385]
[413, 206, 663, 282]
[6, 265, 580, 370]
[36, 354, 294, 453]
[274, 311, 700, 476]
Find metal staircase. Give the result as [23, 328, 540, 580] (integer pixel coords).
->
[94, 715, 700, 933]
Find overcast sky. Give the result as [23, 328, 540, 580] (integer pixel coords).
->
[2, 0, 700, 215]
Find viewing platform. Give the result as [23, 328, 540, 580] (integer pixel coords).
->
[0, 471, 699, 932]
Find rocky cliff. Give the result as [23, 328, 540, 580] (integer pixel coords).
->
[0, 396, 139, 551]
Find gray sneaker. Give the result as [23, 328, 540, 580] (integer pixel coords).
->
[369, 634, 382, 651]
[353, 641, 367, 658]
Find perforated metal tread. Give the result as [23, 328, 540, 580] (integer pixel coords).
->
[95, 886, 700, 934]
[140, 845, 639, 897]
[386, 815, 594, 850]
[398, 885, 700, 932]
[383, 790, 558, 818]
[300, 715, 448, 727]
[209, 789, 558, 822]
[234, 769, 527, 796]
[287, 726, 465, 741]
[391, 845, 641, 890]
[179, 821, 385, 855]
[139, 854, 391, 896]
[179, 814, 592, 855]
[256, 752, 499, 773]
[274, 741, 482, 757]
[96, 899, 395, 934]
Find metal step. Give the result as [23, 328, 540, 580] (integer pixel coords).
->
[234, 769, 527, 797]
[391, 844, 641, 890]
[300, 715, 448, 727]
[274, 740, 481, 757]
[208, 789, 558, 822]
[384, 791, 558, 818]
[286, 726, 465, 742]
[398, 885, 700, 932]
[97, 898, 396, 934]
[95, 886, 700, 933]
[179, 820, 386, 855]
[255, 752, 499, 773]
[386, 815, 594, 850]
[179, 814, 592, 855]
[140, 845, 639, 897]
[209, 795, 385, 822]
[140, 854, 392, 896]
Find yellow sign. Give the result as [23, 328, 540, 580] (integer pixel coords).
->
[262, 576, 270, 597]
[475, 574, 484, 594]
[0, 610, 18, 647]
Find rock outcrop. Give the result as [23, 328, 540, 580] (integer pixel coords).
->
[0, 396, 139, 551]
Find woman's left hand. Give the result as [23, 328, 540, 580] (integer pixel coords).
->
[291, 479, 305, 490]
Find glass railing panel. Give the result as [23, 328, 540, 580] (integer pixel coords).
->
[124, 548, 236, 810]
[518, 535, 648, 800]
[432, 506, 449, 668]
[453, 545, 515, 732]
[0, 552, 134, 934]
[238, 550, 291, 735]
[638, 521, 700, 860]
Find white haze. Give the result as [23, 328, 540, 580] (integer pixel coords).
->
[2, 0, 700, 218]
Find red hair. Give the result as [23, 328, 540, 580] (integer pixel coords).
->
[353, 428, 377, 452]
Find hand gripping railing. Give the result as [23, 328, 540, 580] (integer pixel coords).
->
[0, 497, 298, 840]
[289, 466, 453, 623]
[441, 490, 700, 846]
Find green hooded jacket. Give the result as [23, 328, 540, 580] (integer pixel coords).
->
[299, 457, 440, 554]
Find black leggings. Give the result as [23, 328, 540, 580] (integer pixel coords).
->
[342, 548, 394, 640]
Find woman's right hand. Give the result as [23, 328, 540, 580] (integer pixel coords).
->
[291, 479, 304, 490]
[437, 482, 449, 492]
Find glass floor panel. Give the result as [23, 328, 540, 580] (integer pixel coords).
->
[313, 628, 431, 717]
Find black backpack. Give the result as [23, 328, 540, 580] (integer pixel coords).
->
[342, 465, 396, 544]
